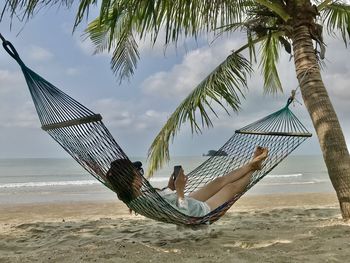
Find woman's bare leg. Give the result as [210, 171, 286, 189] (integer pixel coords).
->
[205, 148, 268, 210]
[189, 147, 265, 202]
[188, 164, 253, 201]
[205, 173, 252, 210]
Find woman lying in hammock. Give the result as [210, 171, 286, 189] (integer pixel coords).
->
[106, 146, 268, 217]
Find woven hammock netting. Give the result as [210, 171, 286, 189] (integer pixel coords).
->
[2, 38, 312, 226]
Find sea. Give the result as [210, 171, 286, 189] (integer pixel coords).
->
[0, 155, 334, 205]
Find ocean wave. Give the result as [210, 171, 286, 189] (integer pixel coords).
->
[0, 180, 100, 188]
[1, 175, 326, 189]
[259, 180, 329, 186]
[150, 174, 304, 182]
[149, 177, 169, 183]
[267, 173, 303, 178]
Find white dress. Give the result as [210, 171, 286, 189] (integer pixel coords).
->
[159, 188, 211, 217]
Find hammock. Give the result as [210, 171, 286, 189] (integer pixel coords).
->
[1, 36, 312, 226]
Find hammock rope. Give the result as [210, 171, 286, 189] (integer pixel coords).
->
[1, 35, 311, 226]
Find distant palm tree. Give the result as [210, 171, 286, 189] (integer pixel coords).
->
[3, 0, 350, 219]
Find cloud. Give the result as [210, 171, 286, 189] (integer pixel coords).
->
[137, 27, 228, 57]
[28, 46, 54, 61]
[66, 67, 80, 76]
[0, 92, 38, 128]
[324, 73, 350, 100]
[4, 102, 38, 128]
[75, 36, 110, 57]
[92, 98, 135, 128]
[60, 22, 73, 35]
[91, 98, 169, 133]
[0, 70, 24, 93]
[0, 68, 39, 128]
[61, 22, 99, 57]
[141, 39, 241, 99]
[137, 29, 175, 56]
[76, 37, 95, 55]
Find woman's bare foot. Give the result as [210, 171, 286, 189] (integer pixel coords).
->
[251, 148, 268, 170]
[253, 146, 264, 158]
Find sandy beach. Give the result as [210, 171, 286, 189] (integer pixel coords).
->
[1, 192, 349, 262]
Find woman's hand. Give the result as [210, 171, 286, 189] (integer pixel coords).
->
[175, 168, 187, 199]
[167, 174, 176, 191]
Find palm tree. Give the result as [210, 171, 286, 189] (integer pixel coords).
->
[2, 0, 350, 219]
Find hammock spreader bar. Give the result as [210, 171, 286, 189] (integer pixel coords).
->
[1, 35, 312, 226]
[235, 130, 312, 137]
[42, 114, 103, 131]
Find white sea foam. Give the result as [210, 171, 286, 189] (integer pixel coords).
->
[149, 174, 303, 182]
[259, 180, 328, 186]
[149, 177, 169, 183]
[267, 173, 303, 178]
[0, 180, 99, 188]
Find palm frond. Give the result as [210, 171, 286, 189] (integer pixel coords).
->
[247, 29, 257, 63]
[155, 0, 254, 45]
[254, 0, 291, 22]
[321, 2, 350, 47]
[86, 18, 110, 54]
[110, 32, 139, 82]
[74, 0, 98, 28]
[1, 0, 74, 21]
[146, 52, 252, 176]
[259, 32, 282, 94]
[86, 5, 139, 82]
[317, 0, 333, 12]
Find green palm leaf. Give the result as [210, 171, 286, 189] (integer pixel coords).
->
[74, 0, 98, 28]
[153, 0, 253, 45]
[1, 0, 74, 21]
[254, 0, 291, 22]
[110, 31, 139, 82]
[86, 18, 110, 54]
[86, 6, 140, 82]
[259, 32, 282, 93]
[321, 2, 350, 47]
[147, 52, 252, 176]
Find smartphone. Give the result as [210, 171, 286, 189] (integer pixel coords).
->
[173, 165, 182, 180]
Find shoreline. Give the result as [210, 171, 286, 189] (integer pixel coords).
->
[0, 192, 339, 224]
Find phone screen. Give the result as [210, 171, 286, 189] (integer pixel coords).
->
[173, 165, 182, 180]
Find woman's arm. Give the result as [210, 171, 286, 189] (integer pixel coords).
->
[167, 173, 176, 191]
[175, 168, 186, 198]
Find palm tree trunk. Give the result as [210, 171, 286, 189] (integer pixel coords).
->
[292, 25, 350, 220]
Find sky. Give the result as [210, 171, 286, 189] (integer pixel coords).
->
[0, 5, 349, 160]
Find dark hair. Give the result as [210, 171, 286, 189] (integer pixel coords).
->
[106, 159, 143, 203]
